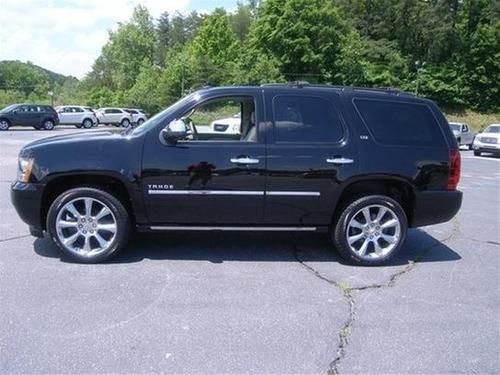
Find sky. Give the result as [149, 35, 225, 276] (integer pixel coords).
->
[0, 0, 238, 79]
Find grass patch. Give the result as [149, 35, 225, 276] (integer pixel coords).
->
[444, 109, 500, 132]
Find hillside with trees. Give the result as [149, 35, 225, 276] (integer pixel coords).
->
[1, 0, 498, 127]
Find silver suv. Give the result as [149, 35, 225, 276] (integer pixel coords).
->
[55, 106, 97, 129]
[96, 108, 133, 127]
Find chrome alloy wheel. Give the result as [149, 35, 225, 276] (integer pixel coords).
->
[346, 204, 401, 259]
[55, 197, 117, 257]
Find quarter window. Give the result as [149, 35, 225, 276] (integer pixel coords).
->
[272, 96, 344, 143]
[354, 99, 444, 146]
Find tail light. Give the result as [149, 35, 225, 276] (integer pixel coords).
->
[447, 149, 461, 190]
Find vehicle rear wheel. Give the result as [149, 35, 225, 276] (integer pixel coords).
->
[137, 119, 144, 126]
[332, 195, 407, 266]
[42, 119, 55, 130]
[121, 118, 130, 127]
[0, 119, 10, 130]
[47, 187, 130, 263]
[82, 118, 93, 129]
[474, 150, 481, 156]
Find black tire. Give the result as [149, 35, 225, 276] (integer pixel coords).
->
[42, 119, 55, 130]
[332, 195, 408, 266]
[47, 187, 130, 263]
[137, 119, 144, 126]
[0, 119, 10, 131]
[75, 123, 83, 128]
[474, 150, 481, 156]
[121, 118, 130, 127]
[467, 143, 472, 150]
[82, 118, 93, 129]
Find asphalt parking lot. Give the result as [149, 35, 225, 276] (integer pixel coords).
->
[0, 127, 499, 374]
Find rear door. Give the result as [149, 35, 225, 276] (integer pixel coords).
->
[263, 89, 358, 226]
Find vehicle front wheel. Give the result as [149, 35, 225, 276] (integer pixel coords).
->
[332, 195, 407, 266]
[137, 119, 144, 126]
[82, 118, 93, 129]
[42, 119, 55, 130]
[47, 187, 130, 263]
[0, 119, 10, 130]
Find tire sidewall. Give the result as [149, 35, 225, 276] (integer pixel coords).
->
[333, 195, 408, 266]
[82, 119, 93, 129]
[43, 119, 55, 130]
[0, 119, 9, 130]
[121, 119, 130, 127]
[47, 187, 129, 263]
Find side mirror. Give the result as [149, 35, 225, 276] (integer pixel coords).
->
[161, 119, 187, 144]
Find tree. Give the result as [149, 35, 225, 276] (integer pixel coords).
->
[126, 60, 162, 113]
[86, 5, 156, 91]
[249, 0, 347, 82]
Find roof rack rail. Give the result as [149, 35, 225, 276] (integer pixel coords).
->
[261, 82, 414, 96]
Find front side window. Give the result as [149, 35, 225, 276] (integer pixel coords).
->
[177, 96, 256, 142]
[272, 95, 344, 143]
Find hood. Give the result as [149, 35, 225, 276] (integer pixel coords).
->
[478, 132, 500, 138]
[23, 130, 123, 150]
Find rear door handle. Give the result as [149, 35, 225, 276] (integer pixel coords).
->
[230, 157, 260, 164]
[326, 157, 354, 164]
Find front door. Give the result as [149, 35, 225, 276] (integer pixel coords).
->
[263, 90, 358, 226]
[141, 92, 266, 225]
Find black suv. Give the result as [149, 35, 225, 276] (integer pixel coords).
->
[11, 84, 462, 265]
[0, 104, 59, 130]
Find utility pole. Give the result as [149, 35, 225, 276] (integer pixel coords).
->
[414, 60, 426, 96]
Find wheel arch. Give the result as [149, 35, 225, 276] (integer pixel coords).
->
[333, 175, 416, 226]
[40, 172, 138, 230]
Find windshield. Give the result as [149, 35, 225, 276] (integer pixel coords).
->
[130, 93, 198, 136]
[449, 123, 461, 131]
[484, 125, 500, 133]
[0, 104, 18, 112]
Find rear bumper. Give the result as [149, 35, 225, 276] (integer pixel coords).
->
[411, 190, 462, 227]
[11, 181, 45, 236]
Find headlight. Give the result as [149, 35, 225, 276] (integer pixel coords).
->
[18, 157, 34, 182]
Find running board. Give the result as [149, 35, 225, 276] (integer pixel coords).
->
[149, 226, 318, 232]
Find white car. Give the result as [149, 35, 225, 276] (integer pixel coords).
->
[95, 108, 133, 127]
[124, 108, 147, 126]
[210, 113, 241, 135]
[55, 105, 97, 129]
[472, 124, 500, 156]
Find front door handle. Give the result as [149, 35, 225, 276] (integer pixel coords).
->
[326, 157, 354, 164]
[230, 157, 260, 164]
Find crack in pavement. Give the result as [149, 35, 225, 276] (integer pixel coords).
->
[291, 218, 461, 375]
[0, 234, 31, 243]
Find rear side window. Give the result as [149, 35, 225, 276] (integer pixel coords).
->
[353, 98, 444, 146]
[272, 95, 344, 143]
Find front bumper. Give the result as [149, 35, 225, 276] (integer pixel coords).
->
[472, 140, 500, 154]
[10, 181, 45, 237]
[411, 190, 462, 227]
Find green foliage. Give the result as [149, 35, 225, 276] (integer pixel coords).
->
[249, 0, 347, 82]
[1, 0, 498, 116]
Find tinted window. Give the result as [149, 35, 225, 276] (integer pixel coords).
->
[354, 99, 443, 146]
[272, 96, 343, 143]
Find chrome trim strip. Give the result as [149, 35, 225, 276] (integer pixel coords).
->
[148, 190, 264, 196]
[150, 226, 317, 231]
[266, 191, 321, 196]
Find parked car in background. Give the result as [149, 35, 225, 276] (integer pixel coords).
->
[55, 105, 97, 129]
[472, 124, 500, 156]
[95, 108, 133, 127]
[449, 122, 475, 149]
[0, 104, 59, 131]
[210, 112, 241, 136]
[124, 108, 147, 126]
